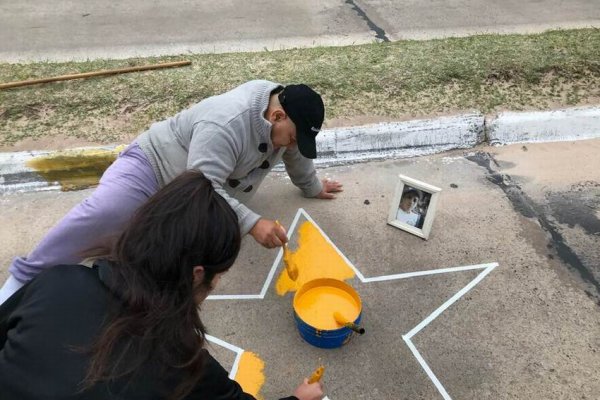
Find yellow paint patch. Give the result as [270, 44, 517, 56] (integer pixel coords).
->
[26, 146, 125, 191]
[295, 285, 360, 330]
[235, 351, 265, 399]
[275, 220, 355, 295]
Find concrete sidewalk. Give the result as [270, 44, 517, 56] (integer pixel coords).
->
[1, 139, 598, 399]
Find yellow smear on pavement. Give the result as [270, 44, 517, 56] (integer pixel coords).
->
[26, 146, 125, 191]
[295, 285, 360, 330]
[235, 351, 265, 400]
[275, 220, 355, 295]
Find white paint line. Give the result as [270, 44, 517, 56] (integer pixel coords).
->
[229, 351, 244, 380]
[362, 262, 496, 283]
[401, 263, 498, 399]
[404, 263, 498, 340]
[0, 181, 61, 195]
[205, 334, 244, 353]
[258, 208, 305, 298]
[205, 334, 244, 379]
[204, 210, 499, 399]
[403, 337, 452, 400]
[205, 209, 304, 301]
[300, 209, 366, 282]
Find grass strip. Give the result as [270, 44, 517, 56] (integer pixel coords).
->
[1, 28, 599, 146]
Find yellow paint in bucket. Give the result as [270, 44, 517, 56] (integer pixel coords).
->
[235, 351, 265, 399]
[275, 221, 355, 296]
[293, 279, 362, 331]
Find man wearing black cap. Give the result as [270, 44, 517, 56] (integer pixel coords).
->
[1, 80, 342, 303]
[246, 82, 343, 246]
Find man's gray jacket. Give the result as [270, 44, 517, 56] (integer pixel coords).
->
[137, 80, 322, 234]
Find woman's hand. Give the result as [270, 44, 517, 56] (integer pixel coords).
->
[293, 378, 324, 400]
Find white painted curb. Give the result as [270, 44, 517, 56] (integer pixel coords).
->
[0, 146, 120, 194]
[313, 112, 484, 166]
[2, 106, 600, 194]
[487, 106, 600, 145]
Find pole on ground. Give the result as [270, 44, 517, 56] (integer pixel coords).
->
[0, 60, 192, 90]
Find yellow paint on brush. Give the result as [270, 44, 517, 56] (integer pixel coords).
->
[295, 286, 360, 330]
[275, 221, 355, 295]
[235, 351, 265, 400]
[275, 220, 298, 280]
[308, 365, 325, 384]
[26, 146, 125, 191]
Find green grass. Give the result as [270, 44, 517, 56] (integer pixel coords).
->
[1, 28, 599, 146]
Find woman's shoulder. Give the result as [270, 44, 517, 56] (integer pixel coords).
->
[2, 264, 110, 342]
[26, 264, 106, 305]
[35, 264, 99, 287]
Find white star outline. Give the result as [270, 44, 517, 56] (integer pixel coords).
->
[205, 208, 499, 400]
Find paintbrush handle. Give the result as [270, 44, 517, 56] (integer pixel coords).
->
[274, 220, 288, 246]
[334, 312, 365, 334]
[344, 323, 366, 335]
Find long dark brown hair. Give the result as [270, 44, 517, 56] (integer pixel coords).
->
[82, 170, 241, 399]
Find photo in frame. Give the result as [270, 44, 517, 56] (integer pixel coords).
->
[387, 174, 441, 239]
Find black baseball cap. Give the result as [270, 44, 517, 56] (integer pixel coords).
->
[278, 84, 324, 159]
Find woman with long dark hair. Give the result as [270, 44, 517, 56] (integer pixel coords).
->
[0, 171, 323, 400]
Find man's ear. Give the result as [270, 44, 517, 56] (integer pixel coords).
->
[192, 266, 205, 286]
[272, 109, 287, 122]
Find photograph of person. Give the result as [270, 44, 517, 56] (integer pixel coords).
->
[395, 186, 432, 229]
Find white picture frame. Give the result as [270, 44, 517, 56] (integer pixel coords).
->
[387, 174, 441, 240]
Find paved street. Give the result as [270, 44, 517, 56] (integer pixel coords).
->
[1, 139, 599, 399]
[1, 0, 599, 62]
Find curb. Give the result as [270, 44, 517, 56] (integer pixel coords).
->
[313, 112, 484, 167]
[2, 106, 600, 194]
[488, 106, 600, 145]
[0, 146, 124, 194]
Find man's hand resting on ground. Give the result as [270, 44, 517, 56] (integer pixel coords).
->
[250, 218, 289, 249]
[315, 178, 343, 199]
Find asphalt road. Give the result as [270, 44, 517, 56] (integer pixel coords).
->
[1, 139, 599, 399]
[1, 0, 599, 62]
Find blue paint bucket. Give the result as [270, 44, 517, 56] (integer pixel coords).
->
[293, 278, 363, 349]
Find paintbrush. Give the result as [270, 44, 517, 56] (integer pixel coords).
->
[308, 365, 325, 384]
[275, 220, 298, 281]
[333, 312, 365, 335]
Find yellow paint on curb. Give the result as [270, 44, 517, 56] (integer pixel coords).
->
[235, 351, 265, 399]
[275, 220, 356, 296]
[26, 145, 125, 191]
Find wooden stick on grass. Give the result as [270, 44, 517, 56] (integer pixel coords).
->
[0, 60, 192, 90]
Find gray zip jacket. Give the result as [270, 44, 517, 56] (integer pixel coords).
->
[136, 80, 323, 234]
